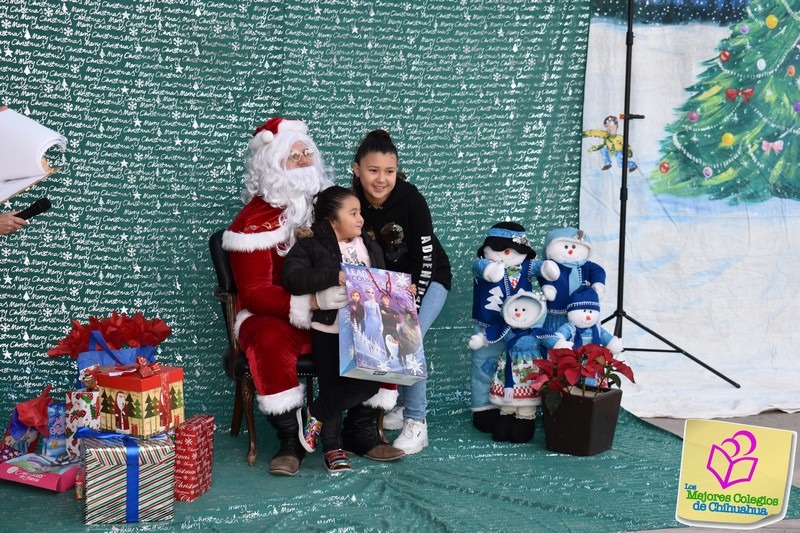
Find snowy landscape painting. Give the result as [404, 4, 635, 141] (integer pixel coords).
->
[580, 0, 800, 418]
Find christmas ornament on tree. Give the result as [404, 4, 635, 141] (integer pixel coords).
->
[721, 133, 735, 146]
[660, 161, 670, 173]
[766, 15, 779, 29]
[740, 24, 749, 34]
[719, 50, 731, 62]
[788, 65, 796, 77]
[703, 167, 713, 178]
[688, 111, 699, 122]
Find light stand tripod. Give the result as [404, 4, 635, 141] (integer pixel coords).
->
[600, 0, 740, 388]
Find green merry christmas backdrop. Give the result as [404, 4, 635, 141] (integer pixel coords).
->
[0, 1, 589, 426]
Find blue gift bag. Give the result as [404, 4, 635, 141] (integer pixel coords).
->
[76, 331, 156, 388]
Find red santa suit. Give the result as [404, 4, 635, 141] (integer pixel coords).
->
[223, 196, 313, 416]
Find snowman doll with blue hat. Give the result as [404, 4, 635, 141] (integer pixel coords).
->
[537, 227, 606, 332]
[489, 290, 559, 443]
[554, 285, 623, 387]
[468, 221, 559, 433]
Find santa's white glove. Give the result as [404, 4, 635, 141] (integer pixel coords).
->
[503, 387, 515, 403]
[541, 285, 557, 302]
[483, 262, 505, 283]
[540, 260, 560, 282]
[316, 286, 347, 310]
[606, 336, 623, 355]
[553, 338, 574, 350]
[591, 282, 606, 299]
[468, 333, 489, 351]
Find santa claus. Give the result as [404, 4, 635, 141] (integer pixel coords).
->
[223, 118, 397, 476]
[223, 117, 332, 476]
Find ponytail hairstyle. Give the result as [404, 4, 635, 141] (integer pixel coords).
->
[352, 129, 407, 191]
[313, 185, 358, 224]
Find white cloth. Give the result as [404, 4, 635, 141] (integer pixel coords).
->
[0, 109, 66, 201]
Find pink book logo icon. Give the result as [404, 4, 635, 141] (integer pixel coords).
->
[706, 430, 758, 489]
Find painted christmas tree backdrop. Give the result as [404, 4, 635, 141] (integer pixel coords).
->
[650, 0, 800, 203]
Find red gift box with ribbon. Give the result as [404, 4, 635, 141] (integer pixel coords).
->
[92, 358, 184, 439]
[174, 414, 214, 501]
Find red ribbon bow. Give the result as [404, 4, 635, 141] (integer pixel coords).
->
[725, 87, 754, 104]
[110, 357, 160, 378]
[132, 356, 160, 377]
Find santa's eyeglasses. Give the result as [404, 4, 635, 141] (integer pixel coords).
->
[288, 148, 315, 163]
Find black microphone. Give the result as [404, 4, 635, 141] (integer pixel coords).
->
[16, 198, 52, 220]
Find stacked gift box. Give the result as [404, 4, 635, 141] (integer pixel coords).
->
[174, 414, 214, 502]
[1, 315, 216, 525]
[93, 362, 184, 439]
[81, 434, 175, 524]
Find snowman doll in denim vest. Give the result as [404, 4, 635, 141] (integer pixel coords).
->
[468, 222, 558, 433]
[537, 227, 606, 332]
[489, 290, 559, 443]
[554, 285, 622, 387]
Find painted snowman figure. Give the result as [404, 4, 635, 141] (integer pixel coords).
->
[468, 222, 558, 433]
[554, 285, 623, 386]
[537, 227, 606, 332]
[489, 290, 559, 443]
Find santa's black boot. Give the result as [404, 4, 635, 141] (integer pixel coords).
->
[472, 408, 500, 433]
[267, 408, 306, 476]
[343, 404, 404, 461]
[509, 417, 535, 444]
[492, 414, 514, 442]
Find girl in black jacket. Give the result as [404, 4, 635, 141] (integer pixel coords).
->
[282, 186, 404, 472]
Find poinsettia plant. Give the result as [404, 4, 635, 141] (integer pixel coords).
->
[531, 344, 635, 414]
[47, 311, 171, 359]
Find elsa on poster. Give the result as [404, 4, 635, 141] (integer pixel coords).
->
[362, 286, 385, 355]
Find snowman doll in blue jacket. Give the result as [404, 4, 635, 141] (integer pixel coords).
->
[554, 285, 622, 386]
[537, 227, 606, 332]
[489, 290, 559, 443]
[468, 222, 558, 433]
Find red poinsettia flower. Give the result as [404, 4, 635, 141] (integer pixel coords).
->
[532, 344, 635, 399]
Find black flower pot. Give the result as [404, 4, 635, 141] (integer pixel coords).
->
[541, 387, 623, 456]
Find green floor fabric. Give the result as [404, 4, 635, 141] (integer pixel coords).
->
[3, 409, 799, 532]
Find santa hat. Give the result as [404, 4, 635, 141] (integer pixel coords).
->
[477, 221, 536, 259]
[248, 117, 309, 152]
[543, 227, 592, 255]
[566, 285, 600, 312]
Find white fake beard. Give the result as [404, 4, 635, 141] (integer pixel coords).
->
[260, 165, 327, 234]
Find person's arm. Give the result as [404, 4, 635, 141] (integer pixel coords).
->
[281, 241, 341, 295]
[0, 212, 26, 235]
[404, 192, 437, 306]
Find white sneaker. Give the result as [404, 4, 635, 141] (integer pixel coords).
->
[392, 418, 428, 455]
[382, 406, 404, 431]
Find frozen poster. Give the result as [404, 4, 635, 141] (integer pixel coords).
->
[338, 264, 426, 386]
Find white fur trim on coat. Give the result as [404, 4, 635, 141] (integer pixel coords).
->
[233, 309, 254, 340]
[222, 226, 290, 253]
[363, 387, 399, 411]
[289, 294, 312, 330]
[256, 384, 305, 415]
